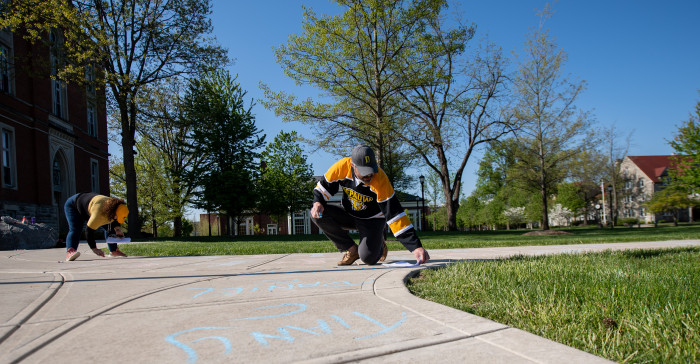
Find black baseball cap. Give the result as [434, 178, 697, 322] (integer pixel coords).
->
[351, 145, 379, 176]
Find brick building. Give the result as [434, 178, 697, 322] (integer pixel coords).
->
[0, 27, 109, 236]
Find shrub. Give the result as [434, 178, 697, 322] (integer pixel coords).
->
[620, 218, 639, 227]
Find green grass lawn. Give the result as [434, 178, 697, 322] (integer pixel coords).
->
[406, 247, 700, 363]
[120, 223, 700, 257]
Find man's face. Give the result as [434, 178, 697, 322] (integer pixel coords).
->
[352, 164, 374, 184]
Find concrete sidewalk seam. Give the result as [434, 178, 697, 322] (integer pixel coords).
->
[0, 273, 64, 345]
[245, 253, 292, 269]
[2, 276, 223, 363]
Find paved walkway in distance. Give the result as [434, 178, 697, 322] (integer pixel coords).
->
[1, 240, 698, 363]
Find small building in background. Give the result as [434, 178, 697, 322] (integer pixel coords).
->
[196, 176, 426, 236]
[618, 155, 697, 223]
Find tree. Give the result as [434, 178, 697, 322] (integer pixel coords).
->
[511, 5, 591, 230]
[458, 195, 483, 230]
[481, 197, 506, 230]
[181, 70, 265, 233]
[557, 182, 586, 220]
[109, 136, 177, 237]
[1, 0, 228, 237]
[261, 0, 449, 187]
[668, 100, 700, 193]
[503, 206, 526, 230]
[137, 78, 205, 236]
[258, 131, 316, 220]
[644, 184, 700, 226]
[133, 140, 173, 237]
[601, 124, 633, 227]
[566, 148, 608, 224]
[423, 170, 443, 231]
[396, 23, 514, 231]
[548, 203, 572, 227]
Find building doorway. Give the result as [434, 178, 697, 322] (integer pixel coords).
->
[53, 151, 69, 234]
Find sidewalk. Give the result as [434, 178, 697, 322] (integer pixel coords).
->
[1, 240, 698, 363]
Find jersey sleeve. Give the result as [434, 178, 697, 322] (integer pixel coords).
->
[313, 158, 351, 205]
[371, 172, 423, 252]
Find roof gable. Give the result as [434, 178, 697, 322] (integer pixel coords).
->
[626, 155, 675, 182]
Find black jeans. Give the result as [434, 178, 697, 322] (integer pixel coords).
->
[311, 204, 385, 265]
[64, 194, 118, 252]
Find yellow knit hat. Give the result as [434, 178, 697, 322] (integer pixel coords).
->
[115, 204, 129, 223]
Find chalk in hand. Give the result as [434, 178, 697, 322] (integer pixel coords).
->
[106, 236, 131, 243]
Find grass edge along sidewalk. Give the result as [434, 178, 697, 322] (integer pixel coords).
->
[121, 224, 700, 257]
[407, 246, 700, 364]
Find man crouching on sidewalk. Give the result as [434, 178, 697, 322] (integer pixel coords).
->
[311, 145, 430, 266]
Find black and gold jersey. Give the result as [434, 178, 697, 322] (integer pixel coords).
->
[313, 157, 422, 252]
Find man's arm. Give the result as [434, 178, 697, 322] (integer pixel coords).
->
[379, 195, 429, 262]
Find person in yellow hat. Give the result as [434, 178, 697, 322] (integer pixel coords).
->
[63, 193, 129, 261]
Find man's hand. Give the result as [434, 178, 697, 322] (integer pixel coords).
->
[92, 248, 105, 257]
[413, 247, 430, 264]
[311, 202, 325, 219]
[114, 226, 125, 238]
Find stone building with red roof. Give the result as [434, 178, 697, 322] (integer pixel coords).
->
[619, 155, 697, 223]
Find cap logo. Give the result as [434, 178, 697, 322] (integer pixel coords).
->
[364, 156, 371, 164]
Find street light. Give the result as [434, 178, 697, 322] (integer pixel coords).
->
[607, 185, 614, 229]
[419, 175, 425, 231]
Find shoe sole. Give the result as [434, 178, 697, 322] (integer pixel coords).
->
[66, 251, 80, 261]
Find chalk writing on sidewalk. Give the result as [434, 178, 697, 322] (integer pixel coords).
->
[165, 302, 407, 363]
[186, 278, 375, 299]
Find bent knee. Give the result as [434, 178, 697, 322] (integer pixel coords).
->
[359, 252, 381, 266]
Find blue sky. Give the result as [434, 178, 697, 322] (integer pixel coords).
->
[113, 0, 698, 222]
[205, 0, 700, 199]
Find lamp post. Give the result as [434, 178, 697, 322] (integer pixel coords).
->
[600, 180, 607, 226]
[607, 185, 614, 229]
[419, 175, 425, 231]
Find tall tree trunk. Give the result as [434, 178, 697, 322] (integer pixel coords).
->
[539, 138, 550, 230]
[173, 215, 182, 237]
[541, 183, 550, 230]
[207, 211, 211, 236]
[121, 113, 141, 237]
[116, 88, 142, 238]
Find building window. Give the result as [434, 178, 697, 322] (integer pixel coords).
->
[267, 224, 278, 235]
[638, 178, 644, 188]
[624, 180, 633, 190]
[87, 102, 97, 137]
[90, 159, 99, 193]
[53, 159, 62, 191]
[1, 127, 15, 188]
[293, 211, 307, 234]
[85, 64, 96, 96]
[0, 44, 10, 93]
[85, 64, 98, 137]
[639, 208, 646, 217]
[50, 29, 68, 119]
